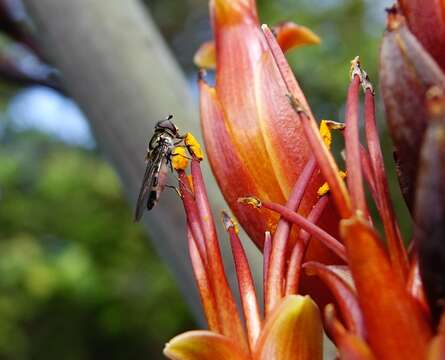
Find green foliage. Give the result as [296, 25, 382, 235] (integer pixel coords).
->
[0, 129, 194, 359]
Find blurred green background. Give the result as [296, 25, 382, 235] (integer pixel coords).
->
[0, 0, 402, 359]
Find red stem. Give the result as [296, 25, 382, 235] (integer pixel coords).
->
[263, 231, 272, 314]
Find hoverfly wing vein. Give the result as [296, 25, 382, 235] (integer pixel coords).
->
[134, 146, 164, 221]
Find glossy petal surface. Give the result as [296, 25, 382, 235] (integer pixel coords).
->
[254, 295, 323, 360]
[341, 216, 432, 359]
[201, 0, 322, 248]
[164, 331, 249, 360]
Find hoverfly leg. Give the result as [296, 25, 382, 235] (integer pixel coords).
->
[173, 176, 195, 198]
[165, 184, 183, 199]
[171, 149, 193, 161]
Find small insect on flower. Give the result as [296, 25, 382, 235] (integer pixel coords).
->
[134, 115, 187, 221]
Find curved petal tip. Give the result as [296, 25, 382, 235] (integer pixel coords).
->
[164, 330, 249, 360]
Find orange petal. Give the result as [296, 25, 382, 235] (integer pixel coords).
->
[254, 295, 323, 360]
[205, 0, 325, 247]
[199, 78, 273, 249]
[341, 216, 433, 359]
[398, 0, 445, 71]
[272, 22, 320, 53]
[211, 0, 258, 27]
[194, 41, 216, 69]
[164, 330, 250, 360]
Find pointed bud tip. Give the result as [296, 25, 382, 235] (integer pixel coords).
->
[349, 56, 362, 81]
[221, 210, 239, 233]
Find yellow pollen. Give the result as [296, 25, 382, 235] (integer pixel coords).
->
[318, 170, 347, 196]
[172, 147, 189, 171]
[187, 175, 194, 193]
[238, 196, 262, 208]
[319, 120, 345, 150]
[185, 132, 204, 160]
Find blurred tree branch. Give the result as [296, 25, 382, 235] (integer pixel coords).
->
[21, 0, 209, 320]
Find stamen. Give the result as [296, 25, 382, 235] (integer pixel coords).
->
[318, 171, 347, 197]
[239, 197, 347, 261]
[187, 227, 220, 332]
[189, 162, 248, 350]
[265, 156, 317, 314]
[359, 146, 378, 204]
[285, 195, 330, 295]
[287, 94, 352, 218]
[363, 75, 408, 282]
[222, 211, 261, 350]
[178, 171, 207, 262]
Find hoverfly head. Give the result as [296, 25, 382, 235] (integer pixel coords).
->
[155, 114, 179, 136]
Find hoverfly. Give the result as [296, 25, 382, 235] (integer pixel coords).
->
[134, 115, 185, 221]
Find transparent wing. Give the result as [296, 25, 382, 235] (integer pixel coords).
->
[133, 148, 164, 221]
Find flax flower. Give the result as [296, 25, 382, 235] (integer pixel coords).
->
[162, 1, 445, 359]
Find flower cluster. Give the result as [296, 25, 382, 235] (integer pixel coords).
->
[163, 0, 445, 359]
